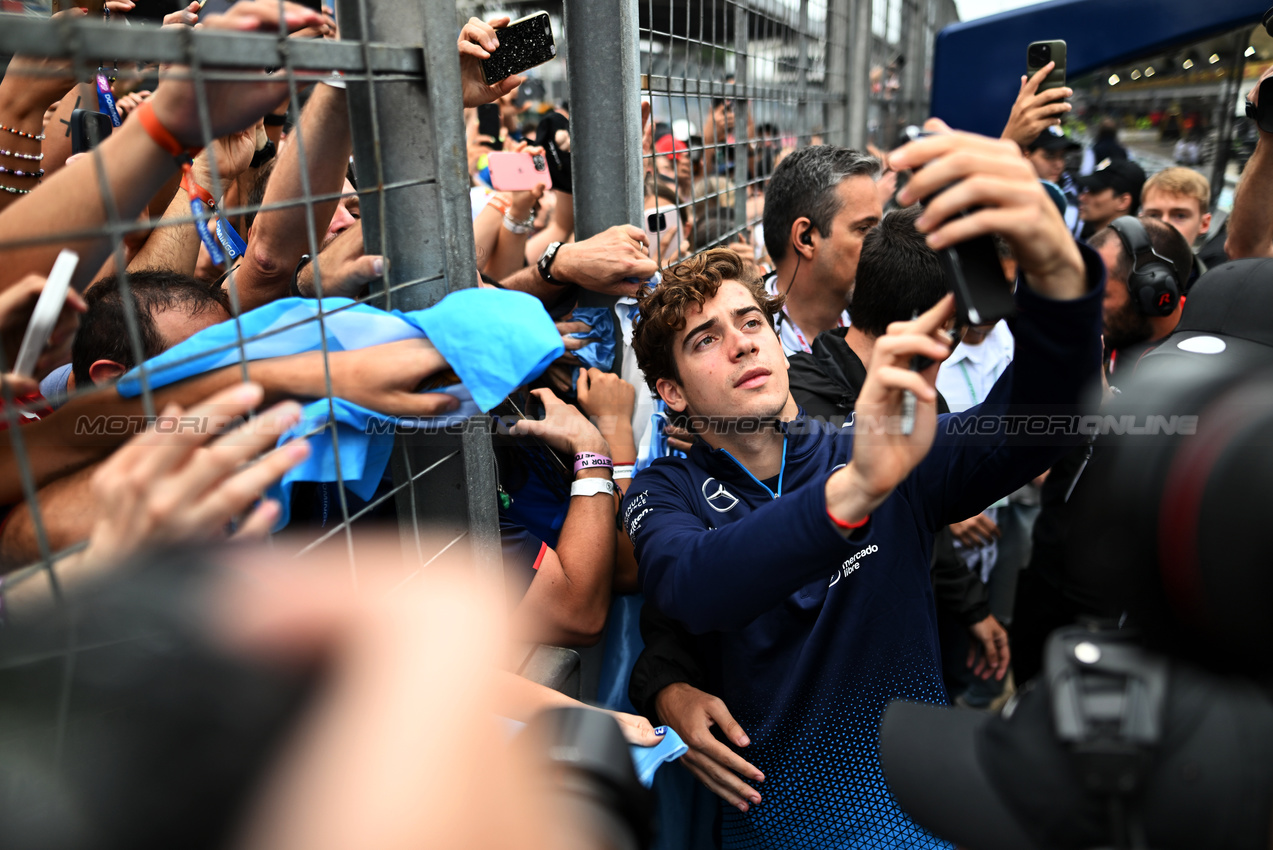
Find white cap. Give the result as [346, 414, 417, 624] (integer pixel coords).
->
[671, 119, 700, 141]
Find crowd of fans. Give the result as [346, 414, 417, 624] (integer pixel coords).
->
[2, 3, 1273, 849]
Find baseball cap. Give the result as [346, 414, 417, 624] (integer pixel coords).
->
[1028, 126, 1080, 152]
[671, 119, 699, 142]
[1139, 257, 1273, 372]
[1078, 158, 1146, 203]
[655, 134, 690, 159]
[880, 629, 1273, 850]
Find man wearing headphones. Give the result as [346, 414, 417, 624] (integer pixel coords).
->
[1089, 215, 1194, 378]
[1011, 214, 1194, 684]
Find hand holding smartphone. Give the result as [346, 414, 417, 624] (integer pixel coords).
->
[476, 103, 503, 148]
[1026, 40, 1067, 92]
[481, 12, 557, 85]
[902, 126, 1015, 328]
[487, 151, 552, 192]
[71, 109, 113, 155]
[14, 250, 79, 379]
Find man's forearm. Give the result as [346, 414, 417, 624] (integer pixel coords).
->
[128, 185, 203, 276]
[1226, 136, 1273, 259]
[500, 257, 573, 307]
[235, 84, 351, 310]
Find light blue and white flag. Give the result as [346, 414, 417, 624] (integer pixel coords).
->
[118, 289, 564, 528]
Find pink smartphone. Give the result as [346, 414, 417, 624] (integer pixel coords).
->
[487, 151, 553, 192]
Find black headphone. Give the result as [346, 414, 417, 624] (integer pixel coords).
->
[1108, 216, 1179, 317]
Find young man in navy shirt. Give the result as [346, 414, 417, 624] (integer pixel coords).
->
[621, 123, 1105, 849]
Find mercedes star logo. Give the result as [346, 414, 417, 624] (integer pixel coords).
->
[701, 477, 740, 513]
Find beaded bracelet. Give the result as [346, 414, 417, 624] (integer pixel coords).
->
[0, 123, 45, 141]
[0, 184, 33, 195]
[0, 164, 43, 179]
[0, 148, 44, 162]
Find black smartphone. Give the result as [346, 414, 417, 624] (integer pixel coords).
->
[481, 11, 557, 85]
[71, 109, 114, 155]
[477, 103, 503, 148]
[904, 126, 1016, 328]
[1026, 40, 1067, 92]
[536, 110, 572, 194]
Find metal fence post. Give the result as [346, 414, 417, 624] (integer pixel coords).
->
[848, 0, 873, 150]
[563, 0, 643, 243]
[339, 0, 501, 578]
[733, 2, 749, 229]
[827, 0, 853, 147]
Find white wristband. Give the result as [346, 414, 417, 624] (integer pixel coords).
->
[612, 464, 635, 480]
[570, 478, 616, 498]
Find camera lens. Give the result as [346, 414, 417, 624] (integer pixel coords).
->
[533, 154, 546, 170]
[1030, 43, 1050, 64]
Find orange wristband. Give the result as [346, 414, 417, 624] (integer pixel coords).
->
[135, 100, 202, 162]
[827, 507, 870, 531]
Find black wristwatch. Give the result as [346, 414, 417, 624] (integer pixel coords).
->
[537, 241, 571, 286]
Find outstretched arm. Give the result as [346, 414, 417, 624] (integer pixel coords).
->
[1226, 65, 1273, 259]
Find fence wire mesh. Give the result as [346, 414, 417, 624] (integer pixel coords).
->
[0, 2, 495, 640]
[0, 0, 955, 757]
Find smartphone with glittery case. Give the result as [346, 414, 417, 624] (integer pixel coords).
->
[481, 12, 557, 85]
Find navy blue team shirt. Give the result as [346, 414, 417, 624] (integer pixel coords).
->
[621, 244, 1105, 849]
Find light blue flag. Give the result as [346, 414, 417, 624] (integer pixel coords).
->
[117, 289, 564, 529]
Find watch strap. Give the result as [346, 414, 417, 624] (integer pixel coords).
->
[538, 241, 570, 286]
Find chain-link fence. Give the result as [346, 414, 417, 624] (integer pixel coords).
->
[0, 0, 501, 622]
[0, 0, 957, 721]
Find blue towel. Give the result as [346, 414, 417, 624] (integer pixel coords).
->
[117, 290, 564, 529]
[503, 719, 687, 788]
[633, 725, 689, 788]
[567, 306, 616, 372]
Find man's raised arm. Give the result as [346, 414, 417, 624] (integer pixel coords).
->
[1226, 65, 1273, 259]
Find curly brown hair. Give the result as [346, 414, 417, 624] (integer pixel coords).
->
[631, 248, 784, 394]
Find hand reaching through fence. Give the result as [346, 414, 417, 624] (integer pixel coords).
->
[0, 273, 86, 381]
[458, 16, 528, 108]
[77, 382, 309, 567]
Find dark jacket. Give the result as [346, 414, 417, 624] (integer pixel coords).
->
[623, 251, 1105, 847]
[628, 330, 992, 723]
[787, 327, 992, 625]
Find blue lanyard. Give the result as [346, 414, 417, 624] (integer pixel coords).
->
[95, 68, 121, 127]
[721, 433, 787, 500]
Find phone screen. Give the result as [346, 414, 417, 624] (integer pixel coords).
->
[71, 109, 113, 155]
[476, 103, 502, 146]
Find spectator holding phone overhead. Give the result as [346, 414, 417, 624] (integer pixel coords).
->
[621, 121, 1103, 848]
[1226, 63, 1273, 259]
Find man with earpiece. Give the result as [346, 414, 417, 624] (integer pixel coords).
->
[1011, 214, 1194, 683]
[760, 146, 884, 355]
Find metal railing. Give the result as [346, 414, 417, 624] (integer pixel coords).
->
[0, 0, 957, 710]
[0, 2, 500, 604]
